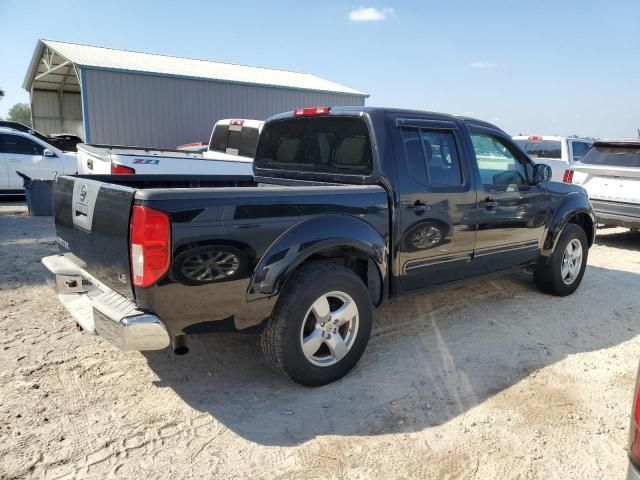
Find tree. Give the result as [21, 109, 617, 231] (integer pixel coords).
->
[7, 103, 31, 126]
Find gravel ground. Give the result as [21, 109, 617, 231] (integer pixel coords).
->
[1, 199, 639, 480]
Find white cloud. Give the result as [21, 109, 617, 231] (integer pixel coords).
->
[348, 7, 395, 22]
[470, 62, 503, 69]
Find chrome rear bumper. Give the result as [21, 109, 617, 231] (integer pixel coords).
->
[41, 254, 170, 351]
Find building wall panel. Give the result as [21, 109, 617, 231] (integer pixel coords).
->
[83, 69, 365, 148]
[31, 90, 83, 139]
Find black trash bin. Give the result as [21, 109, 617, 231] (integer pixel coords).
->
[16, 171, 54, 216]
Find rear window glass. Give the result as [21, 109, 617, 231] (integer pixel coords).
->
[238, 128, 260, 157]
[254, 117, 373, 176]
[571, 141, 590, 161]
[580, 146, 640, 167]
[210, 124, 260, 158]
[210, 125, 229, 152]
[521, 140, 562, 159]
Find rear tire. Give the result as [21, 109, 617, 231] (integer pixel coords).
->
[534, 223, 588, 296]
[261, 263, 373, 386]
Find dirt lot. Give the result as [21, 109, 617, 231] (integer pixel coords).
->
[1, 199, 639, 480]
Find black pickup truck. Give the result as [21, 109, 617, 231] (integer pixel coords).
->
[43, 106, 596, 386]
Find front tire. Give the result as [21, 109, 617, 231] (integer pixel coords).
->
[534, 223, 588, 296]
[261, 263, 373, 386]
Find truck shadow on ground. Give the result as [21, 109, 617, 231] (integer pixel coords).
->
[594, 228, 640, 251]
[144, 257, 640, 446]
[0, 201, 57, 288]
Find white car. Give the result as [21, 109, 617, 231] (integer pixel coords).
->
[512, 135, 592, 181]
[77, 119, 264, 176]
[0, 127, 76, 193]
[564, 139, 640, 230]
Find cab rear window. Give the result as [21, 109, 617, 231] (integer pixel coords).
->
[581, 145, 640, 167]
[209, 124, 260, 158]
[254, 117, 373, 176]
[521, 140, 562, 159]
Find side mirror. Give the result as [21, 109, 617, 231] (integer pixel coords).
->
[43, 148, 55, 157]
[533, 163, 552, 183]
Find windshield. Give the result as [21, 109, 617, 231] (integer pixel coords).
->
[580, 145, 640, 167]
[519, 140, 562, 159]
[254, 117, 373, 176]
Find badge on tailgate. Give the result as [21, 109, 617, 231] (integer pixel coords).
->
[72, 181, 101, 231]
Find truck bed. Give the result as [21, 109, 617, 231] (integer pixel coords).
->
[77, 144, 253, 176]
[53, 174, 389, 315]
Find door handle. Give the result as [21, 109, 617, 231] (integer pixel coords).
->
[406, 200, 430, 212]
[481, 196, 498, 209]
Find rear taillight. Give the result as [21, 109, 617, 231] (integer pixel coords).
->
[111, 163, 136, 175]
[130, 205, 171, 288]
[293, 106, 330, 117]
[630, 365, 640, 463]
[562, 170, 574, 183]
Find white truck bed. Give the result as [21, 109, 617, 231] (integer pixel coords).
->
[77, 144, 253, 176]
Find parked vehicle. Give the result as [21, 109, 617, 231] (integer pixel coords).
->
[43, 106, 596, 386]
[628, 361, 640, 479]
[512, 135, 592, 180]
[563, 140, 640, 229]
[0, 121, 82, 152]
[0, 127, 76, 193]
[204, 119, 264, 160]
[76, 144, 253, 175]
[77, 119, 264, 176]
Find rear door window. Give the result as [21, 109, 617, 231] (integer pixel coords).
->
[401, 128, 462, 185]
[255, 117, 373, 176]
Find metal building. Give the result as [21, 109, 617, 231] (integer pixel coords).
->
[23, 40, 368, 148]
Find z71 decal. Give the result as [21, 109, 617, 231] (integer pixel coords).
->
[132, 158, 160, 165]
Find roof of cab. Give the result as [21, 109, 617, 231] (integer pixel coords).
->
[593, 139, 640, 148]
[266, 106, 505, 133]
[512, 135, 593, 142]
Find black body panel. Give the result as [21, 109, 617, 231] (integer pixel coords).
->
[53, 176, 135, 298]
[135, 184, 389, 334]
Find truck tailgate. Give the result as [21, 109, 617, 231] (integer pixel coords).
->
[54, 176, 135, 299]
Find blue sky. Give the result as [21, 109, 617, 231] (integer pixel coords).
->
[1, 0, 638, 138]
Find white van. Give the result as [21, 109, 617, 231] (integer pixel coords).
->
[512, 135, 592, 180]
